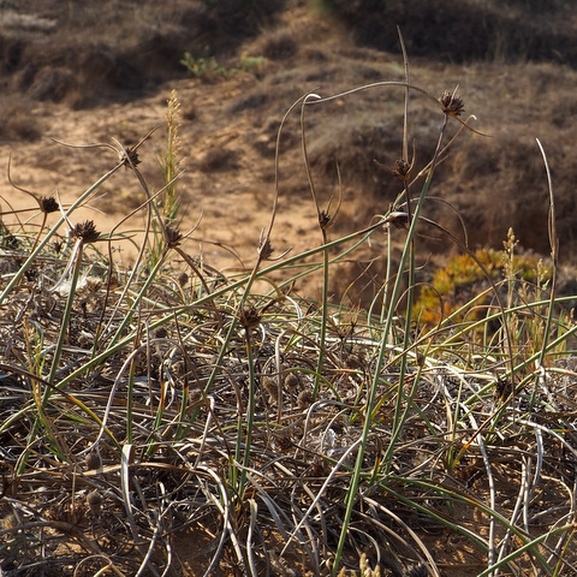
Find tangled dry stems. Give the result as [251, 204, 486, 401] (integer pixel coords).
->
[0, 83, 576, 577]
[1, 270, 576, 576]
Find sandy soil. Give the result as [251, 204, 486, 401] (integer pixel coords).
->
[3, 2, 577, 311]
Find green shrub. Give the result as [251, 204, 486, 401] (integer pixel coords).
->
[414, 241, 553, 326]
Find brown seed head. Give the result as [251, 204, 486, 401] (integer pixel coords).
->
[392, 158, 411, 181]
[165, 225, 183, 248]
[297, 389, 313, 410]
[123, 146, 141, 168]
[72, 220, 100, 243]
[495, 377, 515, 401]
[319, 210, 332, 229]
[262, 377, 277, 402]
[440, 90, 465, 117]
[345, 351, 365, 370]
[154, 327, 168, 339]
[239, 305, 261, 330]
[85, 452, 101, 470]
[284, 372, 301, 390]
[40, 196, 59, 214]
[274, 432, 292, 451]
[189, 388, 203, 404]
[258, 237, 274, 260]
[388, 211, 410, 230]
[86, 489, 103, 512]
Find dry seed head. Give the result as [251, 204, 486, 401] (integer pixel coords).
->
[85, 452, 101, 470]
[40, 195, 59, 214]
[319, 210, 332, 229]
[154, 326, 168, 339]
[258, 237, 275, 260]
[388, 211, 410, 230]
[274, 432, 292, 451]
[284, 372, 301, 390]
[297, 389, 313, 409]
[166, 90, 182, 145]
[72, 220, 100, 243]
[123, 146, 141, 168]
[262, 376, 277, 397]
[344, 351, 365, 370]
[86, 489, 103, 512]
[439, 90, 464, 117]
[495, 377, 515, 401]
[392, 158, 412, 181]
[239, 305, 261, 330]
[309, 457, 329, 476]
[165, 225, 183, 248]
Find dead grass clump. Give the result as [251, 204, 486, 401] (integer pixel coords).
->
[0, 95, 42, 141]
[10, 40, 149, 109]
[437, 133, 557, 257]
[27, 66, 78, 104]
[0, 34, 25, 75]
[252, 116, 301, 158]
[177, 0, 287, 59]
[0, 0, 287, 110]
[308, 119, 401, 197]
[198, 147, 240, 173]
[323, 0, 577, 66]
[260, 31, 299, 61]
[1, 77, 577, 577]
[228, 91, 269, 115]
[305, 110, 441, 224]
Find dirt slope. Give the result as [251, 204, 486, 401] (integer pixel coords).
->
[1, 0, 577, 306]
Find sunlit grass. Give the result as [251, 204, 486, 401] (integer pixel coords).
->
[0, 80, 576, 577]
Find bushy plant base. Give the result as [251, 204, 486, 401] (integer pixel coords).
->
[1, 81, 576, 577]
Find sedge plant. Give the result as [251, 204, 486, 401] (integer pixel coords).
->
[1, 73, 577, 577]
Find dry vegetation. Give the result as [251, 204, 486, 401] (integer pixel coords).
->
[1, 1, 577, 576]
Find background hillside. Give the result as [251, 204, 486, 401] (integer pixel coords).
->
[1, 0, 577, 303]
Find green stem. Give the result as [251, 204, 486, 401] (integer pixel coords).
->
[0, 161, 123, 305]
[332, 116, 450, 574]
[238, 328, 257, 496]
[312, 232, 329, 400]
[47, 241, 84, 386]
[55, 219, 388, 393]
